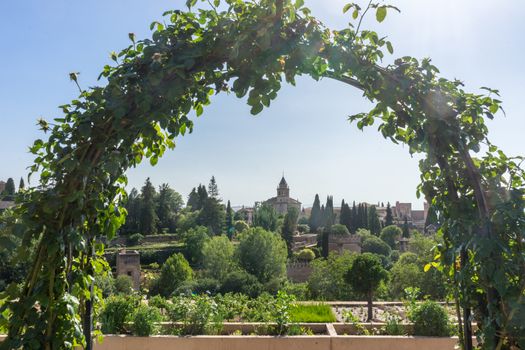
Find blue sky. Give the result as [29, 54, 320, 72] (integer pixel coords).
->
[0, 0, 523, 209]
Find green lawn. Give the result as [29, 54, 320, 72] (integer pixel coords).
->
[290, 304, 336, 323]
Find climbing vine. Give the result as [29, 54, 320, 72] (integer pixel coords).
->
[0, 0, 523, 349]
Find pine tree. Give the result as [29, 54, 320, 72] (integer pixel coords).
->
[385, 202, 394, 226]
[368, 205, 381, 235]
[18, 177, 25, 192]
[122, 188, 141, 234]
[197, 197, 225, 235]
[225, 200, 234, 239]
[208, 176, 219, 198]
[187, 187, 199, 210]
[402, 217, 410, 238]
[156, 183, 183, 232]
[139, 178, 158, 235]
[309, 194, 322, 232]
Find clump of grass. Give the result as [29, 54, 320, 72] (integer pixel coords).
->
[290, 304, 336, 323]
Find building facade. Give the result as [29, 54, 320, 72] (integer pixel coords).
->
[264, 176, 301, 215]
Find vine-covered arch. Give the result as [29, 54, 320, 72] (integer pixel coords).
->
[0, 1, 523, 349]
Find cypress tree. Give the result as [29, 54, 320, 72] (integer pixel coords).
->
[385, 202, 394, 226]
[368, 205, 381, 235]
[4, 178, 15, 195]
[282, 207, 299, 256]
[197, 184, 208, 209]
[402, 217, 410, 238]
[323, 196, 335, 228]
[309, 194, 322, 232]
[425, 204, 438, 229]
[363, 204, 369, 229]
[225, 200, 234, 239]
[321, 227, 330, 258]
[351, 201, 358, 232]
[18, 177, 25, 192]
[340, 200, 352, 233]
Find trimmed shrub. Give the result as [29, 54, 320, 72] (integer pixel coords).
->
[95, 274, 115, 298]
[175, 278, 221, 295]
[380, 225, 402, 249]
[100, 295, 139, 334]
[220, 270, 263, 298]
[148, 295, 168, 310]
[132, 304, 163, 336]
[296, 248, 315, 262]
[127, 233, 144, 246]
[411, 301, 451, 336]
[331, 224, 350, 236]
[390, 250, 400, 263]
[282, 282, 309, 300]
[362, 235, 392, 257]
[114, 275, 133, 294]
[297, 224, 310, 233]
[234, 220, 249, 233]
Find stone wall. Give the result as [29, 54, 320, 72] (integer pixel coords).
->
[116, 250, 141, 290]
[108, 234, 178, 247]
[287, 262, 313, 283]
[328, 234, 361, 254]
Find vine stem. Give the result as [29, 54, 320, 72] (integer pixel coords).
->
[356, 0, 373, 34]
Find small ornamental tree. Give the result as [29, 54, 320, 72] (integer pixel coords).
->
[183, 226, 210, 266]
[380, 225, 402, 249]
[202, 235, 235, 282]
[253, 203, 278, 232]
[156, 253, 193, 297]
[237, 227, 287, 283]
[346, 253, 388, 321]
[362, 235, 392, 257]
[331, 223, 350, 236]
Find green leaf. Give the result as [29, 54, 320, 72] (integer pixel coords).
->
[386, 41, 394, 54]
[196, 104, 204, 116]
[250, 103, 264, 115]
[295, 0, 304, 9]
[343, 3, 353, 13]
[376, 6, 387, 23]
[352, 9, 359, 19]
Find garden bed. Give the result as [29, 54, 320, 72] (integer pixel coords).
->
[0, 334, 471, 350]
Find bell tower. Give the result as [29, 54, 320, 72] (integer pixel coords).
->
[277, 176, 290, 198]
